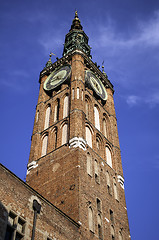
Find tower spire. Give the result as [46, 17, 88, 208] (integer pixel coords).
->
[70, 10, 83, 31]
[63, 11, 91, 57]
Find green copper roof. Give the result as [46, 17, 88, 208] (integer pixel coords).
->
[63, 11, 91, 58]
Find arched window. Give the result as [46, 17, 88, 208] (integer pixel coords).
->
[96, 138, 100, 150]
[106, 171, 111, 194]
[119, 231, 123, 240]
[85, 99, 89, 119]
[52, 127, 58, 150]
[85, 96, 91, 120]
[63, 95, 69, 118]
[96, 135, 102, 151]
[72, 88, 74, 100]
[88, 206, 94, 232]
[82, 89, 84, 101]
[87, 152, 92, 176]
[62, 123, 68, 145]
[94, 106, 100, 130]
[36, 110, 39, 123]
[54, 99, 60, 122]
[106, 147, 112, 168]
[97, 198, 101, 212]
[94, 159, 100, 184]
[44, 105, 51, 129]
[77, 87, 79, 99]
[41, 135, 48, 157]
[113, 178, 118, 200]
[110, 209, 114, 223]
[97, 214, 103, 239]
[111, 225, 115, 240]
[85, 126, 92, 148]
[103, 118, 107, 137]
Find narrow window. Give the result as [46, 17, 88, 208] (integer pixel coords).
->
[72, 88, 74, 100]
[111, 225, 115, 240]
[77, 87, 80, 99]
[97, 198, 101, 212]
[103, 118, 107, 137]
[106, 147, 112, 168]
[85, 126, 92, 148]
[106, 171, 111, 194]
[97, 214, 103, 239]
[44, 105, 51, 129]
[110, 209, 114, 223]
[82, 89, 84, 101]
[86, 99, 89, 119]
[88, 207, 93, 232]
[36, 110, 39, 123]
[96, 138, 99, 150]
[53, 127, 58, 150]
[96, 136, 101, 151]
[54, 99, 60, 122]
[87, 153, 92, 176]
[94, 106, 100, 130]
[54, 104, 57, 122]
[119, 231, 123, 240]
[113, 178, 118, 200]
[41, 135, 48, 156]
[62, 123, 68, 145]
[94, 159, 100, 184]
[63, 95, 69, 118]
[55, 129, 57, 149]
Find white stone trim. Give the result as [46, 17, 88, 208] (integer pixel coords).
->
[117, 175, 125, 189]
[105, 217, 109, 223]
[69, 137, 86, 150]
[27, 161, 38, 175]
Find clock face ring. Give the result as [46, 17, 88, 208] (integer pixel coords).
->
[44, 65, 71, 91]
[85, 70, 107, 100]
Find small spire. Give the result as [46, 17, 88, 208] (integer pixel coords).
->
[102, 61, 105, 73]
[70, 11, 83, 31]
[102, 61, 108, 79]
[45, 52, 55, 68]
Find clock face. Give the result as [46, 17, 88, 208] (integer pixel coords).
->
[85, 70, 107, 100]
[44, 65, 71, 91]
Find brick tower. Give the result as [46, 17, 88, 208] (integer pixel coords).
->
[26, 12, 130, 240]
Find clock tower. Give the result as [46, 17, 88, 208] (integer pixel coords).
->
[26, 12, 130, 240]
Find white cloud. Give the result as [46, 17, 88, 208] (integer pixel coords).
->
[38, 33, 63, 54]
[126, 91, 159, 108]
[0, 70, 30, 92]
[92, 10, 159, 52]
[126, 95, 141, 106]
[145, 92, 159, 108]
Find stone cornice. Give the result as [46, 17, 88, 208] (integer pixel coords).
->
[39, 50, 114, 93]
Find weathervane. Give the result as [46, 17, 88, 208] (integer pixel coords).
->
[45, 52, 56, 68]
[49, 52, 56, 60]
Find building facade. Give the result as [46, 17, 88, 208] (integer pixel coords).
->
[0, 12, 130, 240]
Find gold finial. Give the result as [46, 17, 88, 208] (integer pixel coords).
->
[75, 10, 78, 17]
[102, 61, 105, 73]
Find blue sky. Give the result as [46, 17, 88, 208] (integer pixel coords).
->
[0, 0, 159, 239]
